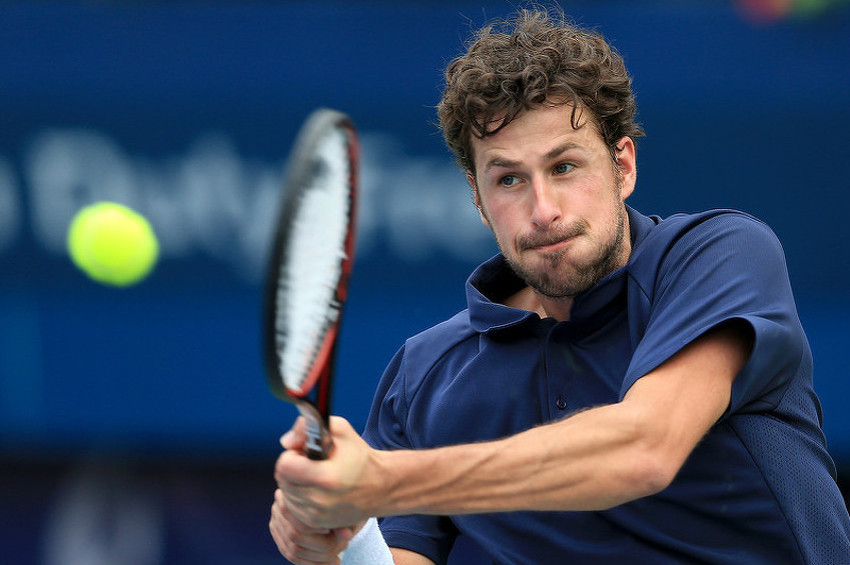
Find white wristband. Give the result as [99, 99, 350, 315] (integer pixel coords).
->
[341, 516, 393, 565]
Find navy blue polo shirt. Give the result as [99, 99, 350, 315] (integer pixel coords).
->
[363, 207, 850, 564]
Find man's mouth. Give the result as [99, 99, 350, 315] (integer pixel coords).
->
[520, 227, 583, 253]
[528, 237, 574, 252]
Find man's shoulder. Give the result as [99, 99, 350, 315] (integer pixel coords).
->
[652, 208, 767, 240]
[631, 208, 776, 267]
[402, 309, 479, 373]
[625, 208, 784, 313]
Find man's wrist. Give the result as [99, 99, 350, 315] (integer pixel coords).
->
[341, 517, 393, 564]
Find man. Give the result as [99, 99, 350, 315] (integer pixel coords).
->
[270, 8, 850, 564]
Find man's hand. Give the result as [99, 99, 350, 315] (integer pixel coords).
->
[269, 488, 357, 565]
[275, 416, 379, 530]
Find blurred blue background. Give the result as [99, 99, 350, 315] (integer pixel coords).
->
[1, 1, 848, 563]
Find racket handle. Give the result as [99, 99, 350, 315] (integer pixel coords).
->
[297, 401, 333, 460]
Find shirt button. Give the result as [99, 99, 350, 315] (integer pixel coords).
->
[555, 396, 567, 410]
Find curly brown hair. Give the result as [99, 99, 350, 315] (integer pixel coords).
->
[437, 7, 644, 172]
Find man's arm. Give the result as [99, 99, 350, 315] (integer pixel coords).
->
[276, 323, 751, 527]
[391, 548, 435, 565]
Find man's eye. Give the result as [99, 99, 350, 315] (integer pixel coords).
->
[554, 163, 575, 174]
[500, 175, 520, 187]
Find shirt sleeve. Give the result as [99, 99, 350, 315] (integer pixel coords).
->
[622, 212, 806, 416]
[362, 346, 459, 565]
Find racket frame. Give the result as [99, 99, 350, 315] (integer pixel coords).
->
[263, 108, 359, 460]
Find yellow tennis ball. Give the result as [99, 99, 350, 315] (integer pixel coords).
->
[67, 202, 159, 287]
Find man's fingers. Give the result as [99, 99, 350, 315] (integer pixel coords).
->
[270, 490, 344, 564]
[280, 416, 308, 450]
[275, 441, 330, 488]
[333, 526, 356, 542]
[273, 489, 330, 535]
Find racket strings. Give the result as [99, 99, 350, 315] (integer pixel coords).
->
[277, 127, 353, 392]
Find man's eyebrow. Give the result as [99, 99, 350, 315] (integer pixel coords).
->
[483, 156, 520, 172]
[483, 142, 586, 173]
[545, 142, 583, 161]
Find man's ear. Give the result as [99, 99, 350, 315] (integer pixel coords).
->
[467, 171, 490, 228]
[614, 137, 637, 200]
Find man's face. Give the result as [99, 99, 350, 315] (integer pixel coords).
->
[469, 103, 636, 299]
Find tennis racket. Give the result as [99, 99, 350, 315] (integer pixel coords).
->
[264, 108, 359, 460]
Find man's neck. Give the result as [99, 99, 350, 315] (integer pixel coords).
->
[503, 286, 574, 322]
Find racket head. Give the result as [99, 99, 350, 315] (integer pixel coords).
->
[263, 108, 359, 459]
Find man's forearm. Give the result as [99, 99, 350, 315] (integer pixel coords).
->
[370, 402, 664, 517]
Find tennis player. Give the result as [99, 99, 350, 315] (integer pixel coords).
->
[270, 8, 850, 564]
